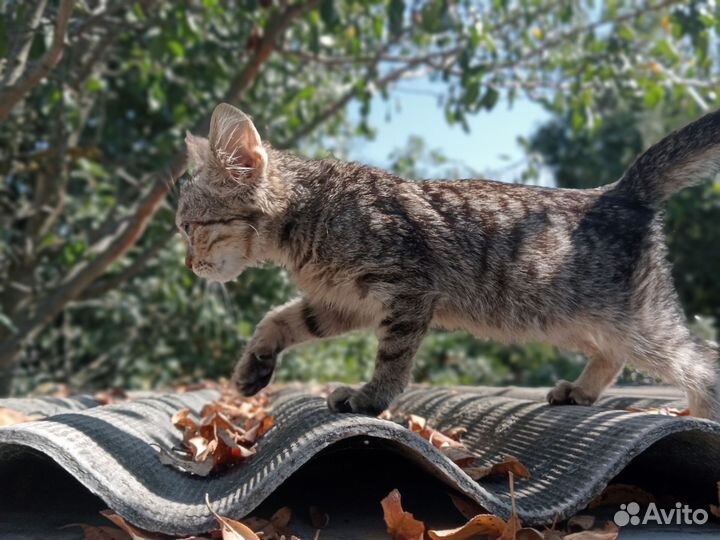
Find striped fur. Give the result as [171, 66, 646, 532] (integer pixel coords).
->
[176, 103, 720, 418]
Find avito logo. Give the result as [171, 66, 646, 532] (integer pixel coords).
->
[613, 502, 708, 527]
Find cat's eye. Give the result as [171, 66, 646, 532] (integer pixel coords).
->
[181, 222, 191, 235]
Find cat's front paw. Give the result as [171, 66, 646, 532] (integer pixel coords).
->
[232, 348, 278, 396]
[326, 385, 389, 416]
[547, 379, 596, 406]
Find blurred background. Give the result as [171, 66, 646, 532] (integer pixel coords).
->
[0, 0, 718, 397]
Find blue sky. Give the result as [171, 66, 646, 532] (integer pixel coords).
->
[346, 78, 551, 181]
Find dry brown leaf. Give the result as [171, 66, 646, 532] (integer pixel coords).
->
[428, 514, 506, 540]
[588, 484, 655, 509]
[407, 415, 479, 468]
[173, 408, 198, 431]
[239, 517, 269, 530]
[710, 481, 720, 519]
[242, 506, 292, 540]
[206, 494, 260, 540]
[563, 522, 619, 540]
[270, 506, 292, 535]
[448, 493, 486, 520]
[256, 415, 274, 438]
[214, 426, 256, 467]
[542, 530, 564, 540]
[407, 414, 427, 432]
[442, 426, 467, 442]
[0, 407, 41, 426]
[309, 506, 330, 529]
[240, 516, 281, 539]
[408, 415, 465, 449]
[238, 422, 261, 445]
[500, 512, 521, 540]
[498, 470, 523, 540]
[626, 405, 691, 417]
[94, 388, 128, 406]
[439, 461, 525, 540]
[60, 523, 131, 540]
[381, 489, 425, 540]
[188, 436, 213, 460]
[378, 409, 394, 420]
[438, 475, 524, 540]
[428, 428, 467, 449]
[567, 515, 595, 532]
[463, 455, 530, 481]
[441, 446, 478, 467]
[100, 510, 161, 540]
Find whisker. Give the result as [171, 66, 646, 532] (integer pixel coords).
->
[247, 223, 260, 237]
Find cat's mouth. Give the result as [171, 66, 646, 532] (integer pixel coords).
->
[192, 258, 244, 283]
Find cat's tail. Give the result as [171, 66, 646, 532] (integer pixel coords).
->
[616, 109, 720, 207]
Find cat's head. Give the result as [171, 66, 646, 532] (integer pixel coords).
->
[176, 103, 279, 283]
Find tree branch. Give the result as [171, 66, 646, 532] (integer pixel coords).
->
[78, 229, 178, 301]
[2, 0, 49, 86]
[277, 44, 460, 149]
[226, 1, 320, 105]
[0, 0, 74, 123]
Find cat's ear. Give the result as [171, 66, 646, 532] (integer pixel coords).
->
[185, 131, 210, 172]
[208, 103, 267, 182]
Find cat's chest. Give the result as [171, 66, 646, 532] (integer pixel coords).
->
[291, 263, 385, 318]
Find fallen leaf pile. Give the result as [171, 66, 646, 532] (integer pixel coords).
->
[407, 415, 476, 467]
[161, 391, 273, 476]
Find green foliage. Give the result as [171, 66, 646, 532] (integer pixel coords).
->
[387, 135, 477, 179]
[16, 239, 294, 393]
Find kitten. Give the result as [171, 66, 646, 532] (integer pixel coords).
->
[177, 103, 720, 419]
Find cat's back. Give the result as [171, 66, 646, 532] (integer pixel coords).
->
[299, 158, 660, 269]
[411, 176, 601, 218]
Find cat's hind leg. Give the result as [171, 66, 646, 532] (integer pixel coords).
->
[624, 322, 720, 421]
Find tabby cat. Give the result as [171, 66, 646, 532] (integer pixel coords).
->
[177, 103, 720, 419]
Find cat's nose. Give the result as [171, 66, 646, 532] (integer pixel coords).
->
[185, 254, 193, 269]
